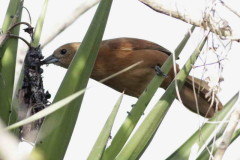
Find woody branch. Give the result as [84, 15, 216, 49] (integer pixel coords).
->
[139, 0, 240, 40]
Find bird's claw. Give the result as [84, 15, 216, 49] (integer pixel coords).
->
[154, 65, 167, 77]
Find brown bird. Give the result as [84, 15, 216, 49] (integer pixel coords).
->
[42, 38, 222, 118]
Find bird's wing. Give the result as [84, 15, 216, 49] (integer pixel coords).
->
[102, 37, 172, 56]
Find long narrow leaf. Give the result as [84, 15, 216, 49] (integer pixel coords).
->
[6, 89, 85, 130]
[8, 67, 24, 135]
[1, 0, 21, 34]
[103, 26, 195, 160]
[87, 93, 124, 160]
[35, 1, 113, 160]
[0, 0, 23, 124]
[167, 92, 239, 160]
[115, 34, 207, 160]
[196, 93, 239, 160]
[231, 128, 240, 143]
[31, 0, 49, 47]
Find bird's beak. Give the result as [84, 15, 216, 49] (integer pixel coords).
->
[41, 55, 59, 64]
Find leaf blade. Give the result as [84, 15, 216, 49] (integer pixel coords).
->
[115, 34, 207, 160]
[87, 93, 124, 160]
[35, 1, 113, 160]
[103, 26, 195, 160]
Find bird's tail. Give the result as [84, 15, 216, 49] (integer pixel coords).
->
[178, 75, 223, 118]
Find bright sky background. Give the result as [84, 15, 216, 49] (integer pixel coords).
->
[1, 0, 240, 159]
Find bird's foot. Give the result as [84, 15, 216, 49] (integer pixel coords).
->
[154, 65, 167, 77]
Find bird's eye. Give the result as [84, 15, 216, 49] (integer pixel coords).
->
[60, 49, 67, 55]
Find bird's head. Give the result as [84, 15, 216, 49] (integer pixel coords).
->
[42, 42, 81, 68]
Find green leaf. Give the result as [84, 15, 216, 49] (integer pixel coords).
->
[87, 93, 124, 160]
[8, 67, 24, 136]
[115, 34, 207, 160]
[0, 0, 23, 124]
[35, 0, 113, 160]
[167, 92, 239, 160]
[231, 128, 240, 143]
[6, 89, 85, 130]
[103, 26, 195, 160]
[196, 93, 239, 160]
[1, 0, 21, 33]
[31, 0, 49, 47]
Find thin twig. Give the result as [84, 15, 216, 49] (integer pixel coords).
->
[22, 6, 32, 24]
[9, 34, 31, 48]
[139, 0, 240, 40]
[219, 0, 240, 18]
[8, 22, 32, 32]
[0, 1, 25, 47]
[173, 48, 182, 104]
[214, 105, 240, 160]
[193, 59, 225, 68]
